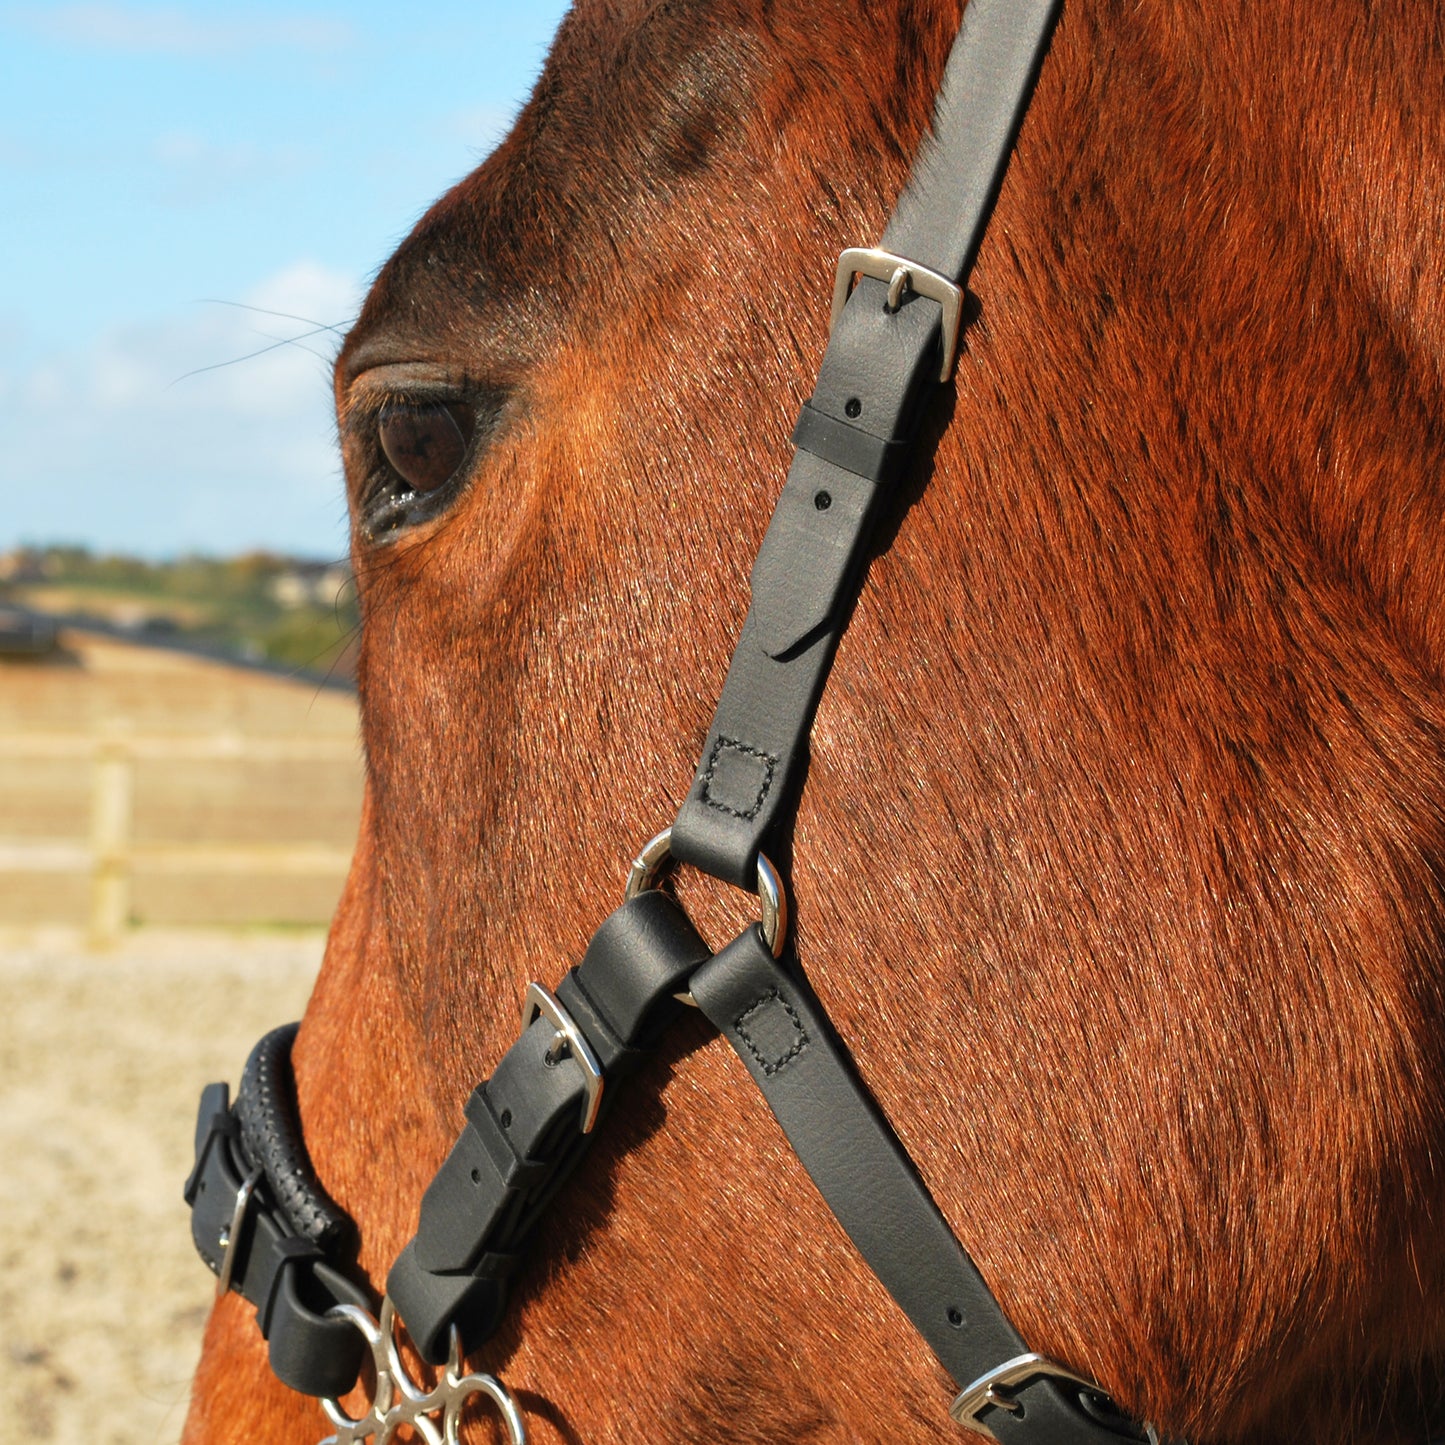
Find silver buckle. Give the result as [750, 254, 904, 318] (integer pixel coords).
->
[950, 1353, 1098, 1440]
[216, 1164, 263, 1298]
[521, 982, 605, 1134]
[830, 245, 965, 382]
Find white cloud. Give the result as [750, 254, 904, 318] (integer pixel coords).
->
[9, 4, 353, 54]
[1, 262, 365, 558]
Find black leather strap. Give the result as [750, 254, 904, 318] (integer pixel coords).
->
[386, 890, 712, 1362]
[184, 1030, 372, 1398]
[691, 930, 1145, 1445]
[670, 0, 1063, 889]
[233, 1023, 354, 1254]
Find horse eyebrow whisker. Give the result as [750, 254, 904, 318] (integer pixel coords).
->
[195, 298, 355, 337]
[168, 324, 347, 386]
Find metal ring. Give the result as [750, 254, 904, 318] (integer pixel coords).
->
[320, 1298, 526, 1445]
[625, 826, 789, 958]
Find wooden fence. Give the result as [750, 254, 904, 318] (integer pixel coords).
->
[0, 733, 361, 940]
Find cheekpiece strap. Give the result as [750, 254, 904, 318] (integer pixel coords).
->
[668, 0, 1066, 889]
[385, 890, 712, 1363]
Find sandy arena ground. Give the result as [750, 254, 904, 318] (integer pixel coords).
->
[0, 927, 325, 1443]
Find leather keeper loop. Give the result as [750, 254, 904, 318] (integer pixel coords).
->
[792, 399, 911, 483]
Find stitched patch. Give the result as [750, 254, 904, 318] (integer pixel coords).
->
[701, 736, 777, 820]
[735, 988, 807, 1075]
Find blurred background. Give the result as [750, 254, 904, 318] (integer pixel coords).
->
[0, 2, 568, 1437]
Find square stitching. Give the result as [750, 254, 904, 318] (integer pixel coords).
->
[735, 988, 808, 1075]
[700, 736, 777, 820]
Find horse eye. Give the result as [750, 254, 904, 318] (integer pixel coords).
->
[377, 402, 474, 493]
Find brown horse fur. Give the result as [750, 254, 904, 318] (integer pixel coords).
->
[184, 0, 1445, 1441]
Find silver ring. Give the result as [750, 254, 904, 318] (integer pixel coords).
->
[625, 826, 789, 958]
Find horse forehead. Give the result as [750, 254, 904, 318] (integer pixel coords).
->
[342, 3, 774, 363]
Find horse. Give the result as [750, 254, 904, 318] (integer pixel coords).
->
[182, 0, 1445, 1440]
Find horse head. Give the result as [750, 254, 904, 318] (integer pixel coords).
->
[186, 1, 1445, 1440]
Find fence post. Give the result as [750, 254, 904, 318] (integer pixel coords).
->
[89, 738, 134, 944]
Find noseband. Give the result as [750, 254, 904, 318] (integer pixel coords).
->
[184, 3, 1170, 1441]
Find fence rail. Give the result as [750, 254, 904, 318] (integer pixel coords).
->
[2, 734, 358, 760]
[0, 733, 360, 940]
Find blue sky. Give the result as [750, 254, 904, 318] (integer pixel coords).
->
[0, 1, 571, 559]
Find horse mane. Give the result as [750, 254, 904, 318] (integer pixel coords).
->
[187, 2, 1445, 1441]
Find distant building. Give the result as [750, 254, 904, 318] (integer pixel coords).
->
[269, 563, 351, 610]
[0, 548, 50, 584]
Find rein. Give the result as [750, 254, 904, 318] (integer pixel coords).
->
[184, 2, 1168, 1440]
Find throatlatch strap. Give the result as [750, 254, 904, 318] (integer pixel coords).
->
[692, 931, 1149, 1445]
[670, 0, 1064, 889]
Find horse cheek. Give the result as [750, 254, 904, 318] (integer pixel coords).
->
[182, 1293, 317, 1444]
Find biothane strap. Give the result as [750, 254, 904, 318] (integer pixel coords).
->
[192, 917, 1150, 1439]
[193, 912, 1150, 1438]
[692, 931, 1152, 1445]
[385, 890, 712, 1361]
[189, 892, 712, 1383]
[670, 0, 1064, 890]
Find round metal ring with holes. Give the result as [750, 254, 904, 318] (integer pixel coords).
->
[319, 1297, 525, 1445]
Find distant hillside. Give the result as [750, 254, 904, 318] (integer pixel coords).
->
[0, 546, 359, 679]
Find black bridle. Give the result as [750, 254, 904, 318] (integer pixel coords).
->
[184, 3, 1169, 1440]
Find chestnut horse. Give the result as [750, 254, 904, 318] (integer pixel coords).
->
[185, 0, 1445, 1440]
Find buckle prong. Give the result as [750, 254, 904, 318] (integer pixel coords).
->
[886, 264, 912, 312]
